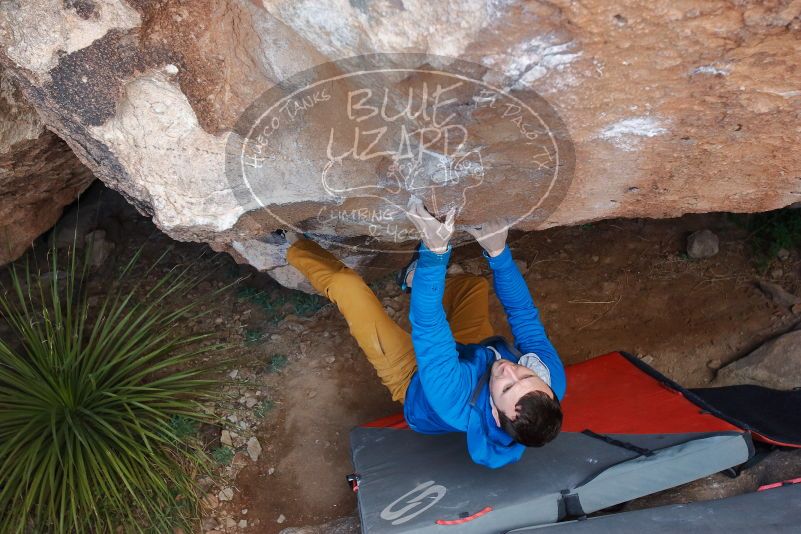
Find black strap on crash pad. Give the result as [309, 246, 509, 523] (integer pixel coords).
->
[560, 489, 585, 518]
[582, 429, 655, 457]
[723, 443, 777, 478]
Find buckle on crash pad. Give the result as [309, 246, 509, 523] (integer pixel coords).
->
[346, 473, 361, 492]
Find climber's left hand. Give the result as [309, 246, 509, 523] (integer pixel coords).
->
[465, 217, 510, 257]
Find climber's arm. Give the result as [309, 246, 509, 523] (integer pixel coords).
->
[466, 219, 566, 400]
[408, 243, 472, 427]
[486, 245, 565, 399]
[404, 198, 473, 426]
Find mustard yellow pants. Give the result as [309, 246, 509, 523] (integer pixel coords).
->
[287, 239, 494, 403]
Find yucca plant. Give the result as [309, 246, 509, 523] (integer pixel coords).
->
[0, 237, 231, 533]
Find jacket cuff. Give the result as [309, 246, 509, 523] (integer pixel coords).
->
[484, 244, 512, 268]
[418, 242, 452, 267]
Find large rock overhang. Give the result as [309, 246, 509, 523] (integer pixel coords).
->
[2, 0, 800, 285]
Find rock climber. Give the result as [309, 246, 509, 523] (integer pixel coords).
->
[284, 197, 566, 468]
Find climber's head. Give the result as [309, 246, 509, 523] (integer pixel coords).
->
[489, 358, 562, 447]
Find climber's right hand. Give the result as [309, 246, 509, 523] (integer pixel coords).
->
[404, 196, 455, 254]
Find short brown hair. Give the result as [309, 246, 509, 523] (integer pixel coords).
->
[497, 389, 562, 447]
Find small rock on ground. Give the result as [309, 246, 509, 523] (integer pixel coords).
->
[201, 517, 219, 531]
[202, 493, 219, 509]
[218, 487, 234, 501]
[84, 229, 114, 268]
[686, 229, 719, 259]
[247, 437, 262, 461]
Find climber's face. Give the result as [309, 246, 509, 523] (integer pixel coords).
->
[489, 359, 552, 423]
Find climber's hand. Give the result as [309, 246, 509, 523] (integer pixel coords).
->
[465, 218, 509, 257]
[405, 196, 455, 254]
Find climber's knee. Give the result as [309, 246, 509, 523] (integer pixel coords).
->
[326, 269, 369, 298]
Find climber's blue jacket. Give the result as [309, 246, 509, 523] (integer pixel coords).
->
[402, 242, 566, 468]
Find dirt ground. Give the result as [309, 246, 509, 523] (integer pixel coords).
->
[5, 185, 801, 533]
